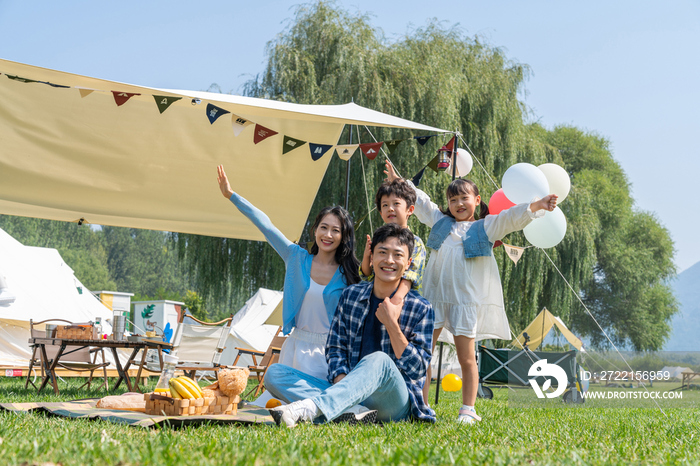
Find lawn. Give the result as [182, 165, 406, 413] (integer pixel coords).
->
[0, 376, 698, 466]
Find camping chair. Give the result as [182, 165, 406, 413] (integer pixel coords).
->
[169, 313, 234, 380]
[233, 326, 287, 399]
[25, 318, 109, 391]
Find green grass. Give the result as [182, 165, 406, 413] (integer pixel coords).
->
[0, 376, 699, 465]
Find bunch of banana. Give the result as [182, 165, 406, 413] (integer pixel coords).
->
[168, 376, 204, 399]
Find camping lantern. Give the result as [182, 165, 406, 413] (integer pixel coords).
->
[437, 145, 452, 171]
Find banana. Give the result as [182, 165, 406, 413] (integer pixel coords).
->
[168, 379, 182, 399]
[170, 378, 194, 399]
[177, 376, 204, 398]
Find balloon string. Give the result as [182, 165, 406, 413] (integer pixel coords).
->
[458, 135, 500, 190]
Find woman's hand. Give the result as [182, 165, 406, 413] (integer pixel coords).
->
[217, 165, 234, 199]
[384, 160, 400, 182]
[531, 194, 558, 212]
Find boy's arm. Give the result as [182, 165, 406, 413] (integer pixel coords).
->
[359, 234, 373, 280]
[391, 236, 426, 304]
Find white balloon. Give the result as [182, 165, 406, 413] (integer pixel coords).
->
[538, 163, 571, 203]
[524, 207, 567, 249]
[455, 148, 473, 177]
[502, 163, 550, 204]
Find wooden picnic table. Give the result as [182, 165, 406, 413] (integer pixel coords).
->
[680, 371, 700, 390]
[28, 337, 172, 395]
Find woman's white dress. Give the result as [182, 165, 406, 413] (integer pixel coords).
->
[277, 277, 330, 379]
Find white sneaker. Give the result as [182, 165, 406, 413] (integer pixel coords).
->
[457, 407, 482, 425]
[269, 399, 318, 428]
[333, 405, 377, 424]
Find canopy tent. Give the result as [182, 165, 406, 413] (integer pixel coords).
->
[0, 58, 449, 242]
[219, 288, 283, 368]
[511, 307, 584, 351]
[0, 228, 115, 367]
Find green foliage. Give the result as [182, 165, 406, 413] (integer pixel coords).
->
[174, 1, 677, 350]
[183, 290, 207, 321]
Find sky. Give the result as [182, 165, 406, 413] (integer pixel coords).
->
[0, 0, 698, 272]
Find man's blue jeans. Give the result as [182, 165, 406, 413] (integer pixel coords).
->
[264, 351, 411, 423]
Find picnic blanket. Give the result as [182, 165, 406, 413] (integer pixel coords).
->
[0, 399, 275, 428]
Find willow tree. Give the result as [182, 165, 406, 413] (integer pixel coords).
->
[177, 1, 677, 349]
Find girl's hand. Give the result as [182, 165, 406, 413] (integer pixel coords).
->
[532, 194, 558, 212]
[384, 161, 400, 182]
[217, 165, 234, 199]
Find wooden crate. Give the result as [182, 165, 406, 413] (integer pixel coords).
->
[144, 393, 239, 416]
[56, 325, 98, 340]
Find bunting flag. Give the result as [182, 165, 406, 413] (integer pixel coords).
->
[6, 74, 37, 84]
[414, 135, 434, 146]
[38, 81, 69, 89]
[206, 103, 230, 124]
[153, 95, 182, 114]
[335, 144, 358, 161]
[427, 155, 440, 173]
[384, 139, 404, 154]
[411, 167, 427, 187]
[359, 141, 383, 160]
[77, 88, 94, 98]
[231, 115, 253, 136]
[283, 135, 307, 154]
[253, 124, 278, 144]
[112, 91, 140, 107]
[309, 143, 333, 161]
[502, 243, 525, 265]
[444, 135, 455, 152]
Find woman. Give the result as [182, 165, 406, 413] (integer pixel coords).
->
[217, 165, 360, 379]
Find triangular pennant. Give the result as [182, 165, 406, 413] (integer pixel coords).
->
[253, 124, 278, 144]
[427, 155, 440, 173]
[5, 74, 38, 84]
[444, 135, 455, 152]
[153, 95, 182, 114]
[283, 135, 307, 154]
[335, 144, 359, 161]
[384, 139, 405, 154]
[502, 243, 525, 265]
[112, 91, 140, 106]
[38, 81, 69, 88]
[231, 115, 253, 136]
[411, 167, 427, 187]
[414, 135, 434, 146]
[309, 143, 333, 161]
[359, 142, 383, 160]
[77, 88, 95, 98]
[206, 103, 230, 124]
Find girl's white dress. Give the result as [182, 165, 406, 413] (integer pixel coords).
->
[411, 182, 543, 341]
[277, 277, 330, 379]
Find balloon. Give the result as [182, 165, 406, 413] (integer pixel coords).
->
[523, 207, 567, 248]
[451, 148, 473, 177]
[502, 163, 550, 204]
[488, 188, 516, 215]
[538, 163, 571, 203]
[441, 373, 463, 392]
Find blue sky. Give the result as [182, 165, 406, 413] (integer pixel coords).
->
[1, 0, 698, 272]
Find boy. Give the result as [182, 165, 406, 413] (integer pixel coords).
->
[360, 162, 427, 299]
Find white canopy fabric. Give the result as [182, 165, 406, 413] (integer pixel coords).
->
[0, 58, 449, 242]
[220, 288, 283, 368]
[0, 228, 115, 367]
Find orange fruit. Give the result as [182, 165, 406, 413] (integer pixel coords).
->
[265, 398, 282, 408]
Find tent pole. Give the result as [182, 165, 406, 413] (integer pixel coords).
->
[344, 125, 353, 211]
[434, 342, 444, 405]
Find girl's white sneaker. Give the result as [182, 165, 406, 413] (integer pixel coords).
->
[457, 407, 482, 424]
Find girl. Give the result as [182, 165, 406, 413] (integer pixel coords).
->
[217, 165, 360, 380]
[385, 162, 556, 424]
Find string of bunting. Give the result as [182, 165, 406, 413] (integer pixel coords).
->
[1, 71, 440, 164]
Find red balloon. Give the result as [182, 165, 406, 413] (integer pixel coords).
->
[489, 188, 516, 215]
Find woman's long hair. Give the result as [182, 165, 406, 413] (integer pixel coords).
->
[441, 179, 490, 220]
[309, 206, 361, 285]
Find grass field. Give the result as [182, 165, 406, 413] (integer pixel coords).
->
[0, 376, 698, 465]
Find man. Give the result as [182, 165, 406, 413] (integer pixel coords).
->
[264, 223, 435, 427]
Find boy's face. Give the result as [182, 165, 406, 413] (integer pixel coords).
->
[370, 237, 412, 284]
[379, 194, 414, 228]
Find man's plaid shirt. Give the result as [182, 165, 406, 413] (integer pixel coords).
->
[325, 280, 436, 422]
